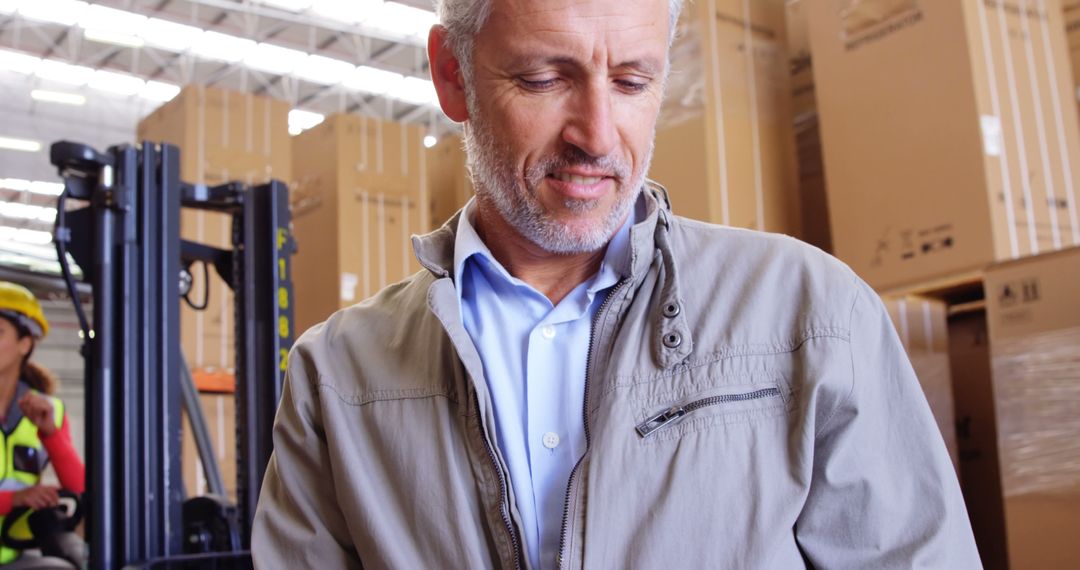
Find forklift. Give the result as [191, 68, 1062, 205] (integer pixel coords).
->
[35, 140, 296, 569]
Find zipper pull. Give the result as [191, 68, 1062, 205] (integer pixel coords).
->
[635, 406, 687, 438]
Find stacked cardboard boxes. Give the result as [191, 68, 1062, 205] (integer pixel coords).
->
[650, 0, 802, 237]
[426, 136, 473, 229]
[808, 0, 1080, 292]
[291, 113, 428, 333]
[137, 85, 292, 375]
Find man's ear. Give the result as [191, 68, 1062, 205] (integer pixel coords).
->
[428, 25, 469, 123]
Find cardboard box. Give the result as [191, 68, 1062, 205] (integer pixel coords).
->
[291, 113, 428, 334]
[181, 392, 236, 502]
[650, 0, 802, 236]
[1063, 1, 1080, 114]
[138, 86, 291, 374]
[983, 246, 1080, 569]
[809, 0, 1080, 290]
[426, 136, 473, 229]
[786, 0, 833, 253]
[882, 295, 959, 470]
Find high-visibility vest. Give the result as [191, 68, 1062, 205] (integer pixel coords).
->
[0, 394, 64, 564]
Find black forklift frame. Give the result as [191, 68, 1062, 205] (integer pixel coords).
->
[50, 140, 295, 569]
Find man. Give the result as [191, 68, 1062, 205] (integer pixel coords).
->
[253, 0, 981, 567]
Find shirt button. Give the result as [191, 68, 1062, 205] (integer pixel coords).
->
[541, 325, 556, 339]
[542, 432, 560, 449]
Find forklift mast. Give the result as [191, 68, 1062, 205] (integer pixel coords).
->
[50, 141, 296, 569]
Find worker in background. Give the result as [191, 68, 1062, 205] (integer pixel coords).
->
[0, 282, 84, 567]
[253, 0, 981, 567]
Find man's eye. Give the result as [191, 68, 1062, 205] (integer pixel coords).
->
[615, 79, 649, 93]
[519, 77, 559, 91]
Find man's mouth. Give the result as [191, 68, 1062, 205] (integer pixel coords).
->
[550, 172, 607, 185]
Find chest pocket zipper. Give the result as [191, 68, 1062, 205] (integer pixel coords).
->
[635, 387, 782, 439]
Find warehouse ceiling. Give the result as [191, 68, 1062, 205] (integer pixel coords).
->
[0, 0, 453, 275]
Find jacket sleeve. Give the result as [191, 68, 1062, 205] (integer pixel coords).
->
[41, 414, 86, 494]
[794, 281, 982, 568]
[252, 341, 362, 569]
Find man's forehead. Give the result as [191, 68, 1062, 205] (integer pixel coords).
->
[487, 0, 668, 33]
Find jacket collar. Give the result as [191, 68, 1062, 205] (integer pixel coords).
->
[411, 179, 671, 281]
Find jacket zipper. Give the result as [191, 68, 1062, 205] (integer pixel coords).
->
[473, 391, 523, 570]
[556, 277, 629, 569]
[634, 387, 782, 439]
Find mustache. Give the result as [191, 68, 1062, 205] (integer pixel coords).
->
[526, 146, 631, 183]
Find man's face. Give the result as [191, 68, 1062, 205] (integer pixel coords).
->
[464, 0, 669, 254]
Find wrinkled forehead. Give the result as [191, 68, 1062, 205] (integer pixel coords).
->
[479, 0, 671, 62]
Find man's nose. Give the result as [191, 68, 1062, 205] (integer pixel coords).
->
[561, 82, 618, 159]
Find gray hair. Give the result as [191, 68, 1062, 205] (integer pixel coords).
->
[435, 0, 685, 84]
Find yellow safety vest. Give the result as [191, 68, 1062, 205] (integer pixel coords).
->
[0, 394, 64, 564]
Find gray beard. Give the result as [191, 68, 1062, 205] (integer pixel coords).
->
[462, 103, 652, 255]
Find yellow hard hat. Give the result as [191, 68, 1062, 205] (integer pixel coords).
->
[0, 282, 48, 339]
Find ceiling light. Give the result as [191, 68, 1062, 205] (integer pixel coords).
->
[310, 0, 380, 24]
[84, 28, 145, 48]
[89, 70, 146, 96]
[0, 49, 40, 74]
[141, 18, 204, 52]
[30, 89, 86, 106]
[366, 2, 437, 40]
[288, 125, 302, 136]
[140, 81, 181, 103]
[294, 54, 352, 85]
[34, 60, 94, 86]
[0, 178, 31, 191]
[423, 135, 437, 148]
[0, 202, 56, 222]
[191, 31, 256, 63]
[0, 137, 41, 152]
[29, 181, 64, 195]
[18, 0, 88, 26]
[344, 65, 403, 95]
[0, 0, 16, 14]
[288, 109, 325, 132]
[256, 0, 313, 11]
[79, 4, 146, 31]
[6, 228, 54, 246]
[244, 42, 307, 75]
[387, 76, 438, 106]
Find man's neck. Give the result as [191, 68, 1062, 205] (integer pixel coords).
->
[474, 204, 610, 305]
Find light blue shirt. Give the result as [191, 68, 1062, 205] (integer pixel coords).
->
[454, 200, 634, 569]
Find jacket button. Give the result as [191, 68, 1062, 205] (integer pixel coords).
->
[662, 302, 680, 318]
[662, 332, 682, 348]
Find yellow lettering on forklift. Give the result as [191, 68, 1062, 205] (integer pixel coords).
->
[280, 348, 289, 372]
[278, 258, 286, 280]
[277, 228, 287, 249]
[278, 287, 289, 309]
[279, 316, 289, 338]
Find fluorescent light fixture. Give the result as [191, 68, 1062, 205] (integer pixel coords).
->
[244, 42, 307, 75]
[366, 2, 437, 39]
[0, 137, 41, 152]
[141, 18, 204, 52]
[344, 65, 403, 95]
[29, 181, 64, 196]
[256, 0, 313, 11]
[0, 202, 56, 222]
[79, 4, 146, 31]
[288, 109, 325, 132]
[294, 54, 352, 85]
[89, 70, 146, 96]
[0, 0, 16, 14]
[12, 228, 54, 245]
[0, 178, 31, 191]
[84, 28, 145, 48]
[310, 0, 380, 24]
[140, 81, 181, 103]
[0, 49, 40, 74]
[191, 31, 256, 63]
[423, 135, 437, 148]
[34, 60, 94, 86]
[30, 89, 86, 106]
[388, 76, 438, 106]
[18, 0, 88, 26]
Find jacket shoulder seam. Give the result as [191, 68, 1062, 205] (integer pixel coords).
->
[317, 382, 457, 407]
[815, 278, 862, 438]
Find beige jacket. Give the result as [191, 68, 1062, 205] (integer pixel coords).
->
[253, 186, 981, 569]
